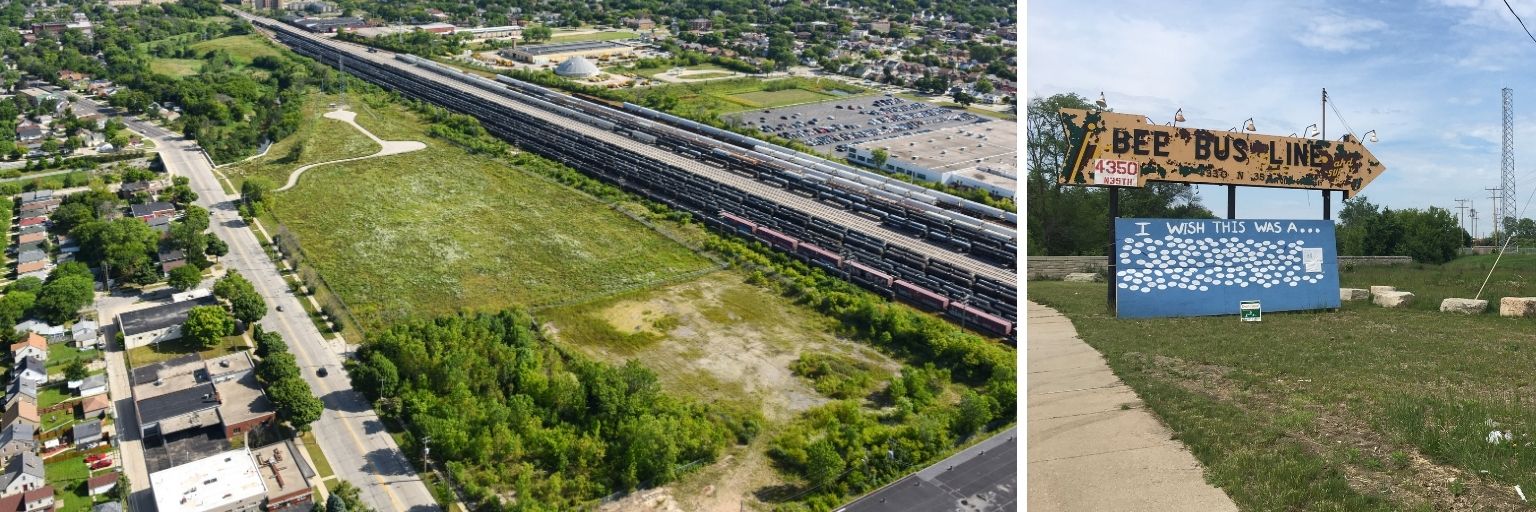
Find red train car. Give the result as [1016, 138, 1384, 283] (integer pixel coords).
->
[719, 211, 757, 233]
[947, 302, 1013, 337]
[756, 227, 800, 252]
[846, 260, 894, 287]
[894, 280, 949, 311]
[797, 242, 843, 266]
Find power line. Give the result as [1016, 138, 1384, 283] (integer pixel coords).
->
[1507, 0, 1536, 45]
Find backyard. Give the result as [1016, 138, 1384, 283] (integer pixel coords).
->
[1028, 255, 1536, 510]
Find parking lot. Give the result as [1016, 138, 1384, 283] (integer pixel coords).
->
[726, 94, 990, 153]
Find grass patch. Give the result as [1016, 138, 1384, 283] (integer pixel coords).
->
[37, 385, 73, 409]
[225, 93, 380, 189]
[679, 71, 735, 80]
[190, 34, 284, 67]
[125, 335, 249, 368]
[1342, 255, 1536, 313]
[299, 431, 335, 479]
[1028, 267, 1536, 509]
[789, 352, 888, 399]
[548, 29, 639, 42]
[46, 456, 110, 512]
[149, 58, 202, 78]
[266, 93, 712, 331]
[47, 344, 100, 370]
[728, 88, 833, 109]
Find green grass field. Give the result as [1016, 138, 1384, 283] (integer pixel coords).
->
[624, 77, 867, 120]
[548, 29, 640, 42]
[190, 35, 284, 67]
[728, 88, 834, 108]
[267, 94, 713, 331]
[680, 71, 735, 80]
[225, 93, 380, 187]
[149, 58, 201, 78]
[1029, 256, 1536, 510]
[45, 455, 110, 512]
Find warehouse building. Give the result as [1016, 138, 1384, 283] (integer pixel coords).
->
[498, 40, 634, 64]
[131, 353, 274, 440]
[116, 296, 218, 349]
[847, 122, 1017, 198]
[150, 449, 266, 512]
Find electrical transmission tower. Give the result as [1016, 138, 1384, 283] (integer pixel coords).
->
[1503, 87, 1516, 244]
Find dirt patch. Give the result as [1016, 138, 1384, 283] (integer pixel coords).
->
[1127, 352, 1526, 511]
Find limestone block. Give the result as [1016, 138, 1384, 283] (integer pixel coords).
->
[1439, 298, 1488, 315]
[1340, 288, 1370, 301]
[1500, 297, 1536, 317]
[1369, 285, 1397, 294]
[1063, 273, 1102, 283]
[1373, 291, 1415, 308]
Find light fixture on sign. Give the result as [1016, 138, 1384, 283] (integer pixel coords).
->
[1096, 92, 1108, 108]
[1364, 129, 1378, 143]
[1244, 118, 1256, 132]
[1304, 124, 1319, 138]
[1173, 108, 1185, 128]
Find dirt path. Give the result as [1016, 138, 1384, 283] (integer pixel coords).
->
[275, 109, 426, 192]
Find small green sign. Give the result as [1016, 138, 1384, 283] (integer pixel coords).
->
[1240, 300, 1262, 322]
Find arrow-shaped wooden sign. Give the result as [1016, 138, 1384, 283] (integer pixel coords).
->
[1057, 108, 1386, 192]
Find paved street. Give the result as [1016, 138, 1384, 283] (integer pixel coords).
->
[839, 427, 1017, 512]
[90, 97, 439, 511]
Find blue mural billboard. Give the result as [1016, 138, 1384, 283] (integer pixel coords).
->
[1114, 218, 1340, 319]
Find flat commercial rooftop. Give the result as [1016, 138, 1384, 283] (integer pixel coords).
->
[215, 373, 275, 426]
[857, 122, 1017, 175]
[150, 448, 266, 512]
[131, 354, 205, 401]
[515, 39, 628, 55]
[117, 296, 217, 337]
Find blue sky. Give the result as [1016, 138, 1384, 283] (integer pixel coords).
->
[1026, 0, 1536, 236]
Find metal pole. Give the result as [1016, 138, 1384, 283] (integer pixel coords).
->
[1322, 88, 1330, 220]
[1227, 185, 1236, 219]
[1107, 187, 1120, 311]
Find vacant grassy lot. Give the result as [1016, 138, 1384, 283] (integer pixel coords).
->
[225, 93, 379, 187]
[149, 58, 201, 78]
[624, 77, 867, 120]
[546, 270, 900, 511]
[549, 29, 639, 42]
[1342, 254, 1536, 313]
[190, 35, 283, 66]
[268, 95, 712, 331]
[729, 88, 833, 108]
[1030, 260, 1536, 510]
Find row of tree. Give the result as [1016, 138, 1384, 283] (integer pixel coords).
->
[251, 325, 325, 431]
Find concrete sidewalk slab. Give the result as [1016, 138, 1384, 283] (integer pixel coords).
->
[1028, 301, 1237, 512]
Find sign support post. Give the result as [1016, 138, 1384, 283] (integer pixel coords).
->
[1107, 186, 1120, 310]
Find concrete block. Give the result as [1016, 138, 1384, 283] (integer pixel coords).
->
[1339, 288, 1370, 301]
[1369, 285, 1397, 294]
[1500, 297, 1536, 317]
[1064, 273, 1102, 283]
[1439, 298, 1488, 315]
[1373, 291, 1415, 308]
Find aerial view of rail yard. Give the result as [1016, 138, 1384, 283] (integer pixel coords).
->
[0, 0, 1018, 510]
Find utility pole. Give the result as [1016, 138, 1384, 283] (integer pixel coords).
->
[1471, 208, 1480, 242]
[1489, 188, 1504, 244]
[1455, 199, 1471, 239]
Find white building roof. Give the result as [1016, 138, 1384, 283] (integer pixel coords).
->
[554, 56, 601, 77]
[150, 448, 266, 512]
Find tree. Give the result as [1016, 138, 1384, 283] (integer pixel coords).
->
[72, 218, 159, 282]
[805, 439, 845, 489]
[524, 25, 553, 43]
[240, 177, 274, 217]
[327, 480, 372, 512]
[64, 359, 89, 381]
[214, 271, 265, 324]
[0, 292, 36, 331]
[1337, 196, 1463, 263]
[49, 203, 95, 234]
[268, 376, 323, 430]
[952, 389, 998, 436]
[33, 275, 94, 324]
[952, 90, 975, 107]
[5, 277, 42, 294]
[974, 78, 995, 94]
[206, 237, 229, 258]
[184, 305, 233, 349]
[167, 265, 203, 292]
[870, 147, 888, 169]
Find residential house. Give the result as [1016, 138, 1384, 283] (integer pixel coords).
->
[3, 380, 34, 410]
[12, 233, 44, 246]
[7, 335, 44, 365]
[56, 70, 87, 86]
[14, 218, 45, 230]
[158, 249, 186, 273]
[129, 201, 175, 222]
[146, 215, 171, 235]
[15, 90, 55, 108]
[86, 474, 116, 497]
[688, 18, 712, 31]
[0, 453, 42, 498]
[623, 17, 655, 30]
[0, 486, 56, 512]
[71, 420, 102, 447]
[116, 296, 217, 348]
[13, 251, 46, 276]
[10, 359, 43, 387]
[18, 197, 60, 215]
[0, 425, 34, 460]
[78, 395, 110, 419]
[117, 180, 163, 199]
[0, 400, 36, 431]
[76, 375, 106, 397]
[10, 323, 62, 342]
[12, 124, 42, 144]
[70, 321, 97, 349]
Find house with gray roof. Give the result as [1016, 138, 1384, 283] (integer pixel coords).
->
[116, 296, 217, 348]
[0, 453, 43, 497]
[3, 380, 34, 409]
[0, 425, 34, 459]
[11, 360, 43, 386]
[71, 420, 101, 447]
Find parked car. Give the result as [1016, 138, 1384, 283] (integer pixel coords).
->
[84, 453, 109, 464]
[89, 458, 113, 470]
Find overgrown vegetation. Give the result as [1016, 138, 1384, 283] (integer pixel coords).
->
[345, 310, 759, 509]
[789, 352, 886, 399]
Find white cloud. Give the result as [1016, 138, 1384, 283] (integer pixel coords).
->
[1293, 13, 1388, 52]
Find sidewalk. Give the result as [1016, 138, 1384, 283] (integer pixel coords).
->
[1026, 301, 1237, 512]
